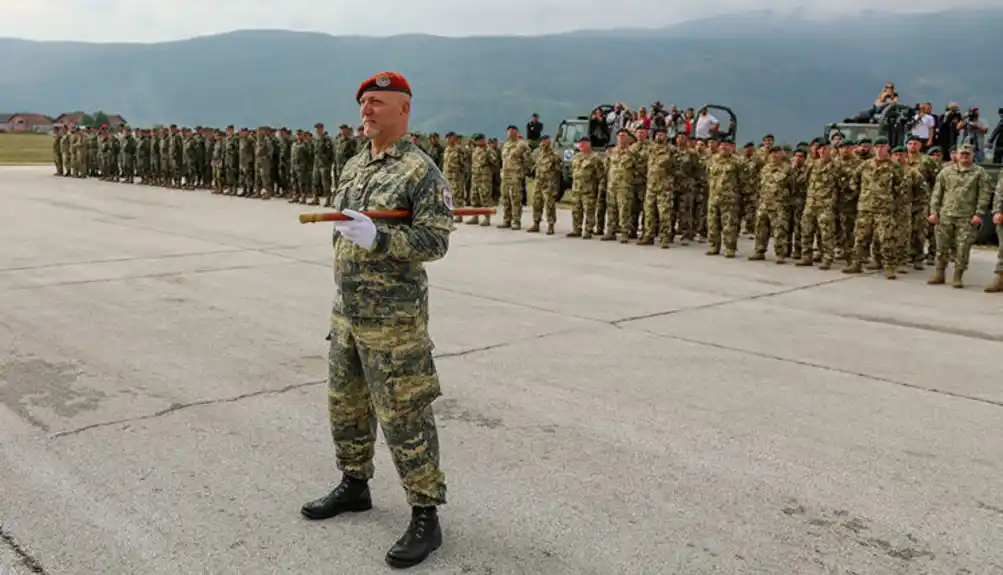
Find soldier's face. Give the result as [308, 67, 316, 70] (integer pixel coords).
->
[361, 92, 409, 138]
[507, 128, 518, 139]
[819, 147, 831, 160]
[655, 133, 666, 143]
[907, 141, 921, 154]
[958, 151, 973, 166]
[874, 145, 890, 159]
[635, 129, 648, 141]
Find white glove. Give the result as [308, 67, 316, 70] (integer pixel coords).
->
[333, 209, 378, 251]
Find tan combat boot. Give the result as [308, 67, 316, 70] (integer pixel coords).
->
[795, 257, 813, 267]
[546, 224, 555, 235]
[637, 237, 654, 246]
[926, 268, 946, 285]
[526, 223, 540, 233]
[724, 249, 735, 258]
[984, 272, 1003, 293]
[747, 253, 766, 261]
[819, 259, 832, 270]
[951, 268, 965, 289]
[884, 267, 897, 280]
[480, 216, 491, 227]
[842, 262, 862, 274]
[775, 255, 786, 264]
[566, 230, 581, 237]
[454, 215, 463, 223]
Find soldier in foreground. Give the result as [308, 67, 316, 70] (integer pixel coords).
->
[986, 177, 1003, 292]
[927, 142, 992, 288]
[299, 72, 452, 570]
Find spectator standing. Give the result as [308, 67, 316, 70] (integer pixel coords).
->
[910, 103, 936, 150]
[526, 113, 543, 149]
[959, 107, 989, 163]
[694, 107, 719, 139]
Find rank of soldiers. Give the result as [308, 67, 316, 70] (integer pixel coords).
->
[50, 123, 1003, 292]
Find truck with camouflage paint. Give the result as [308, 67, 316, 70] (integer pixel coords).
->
[824, 104, 1001, 244]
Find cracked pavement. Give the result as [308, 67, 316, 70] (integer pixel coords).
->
[1, 166, 1002, 574]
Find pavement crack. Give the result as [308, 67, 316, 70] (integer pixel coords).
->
[638, 330, 1003, 409]
[0, 247, 247, 274]
[48, 378, 327, 439]
[0, 522, 47, 574]
[611, 273, 872, 325]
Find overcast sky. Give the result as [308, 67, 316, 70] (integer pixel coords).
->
[2, 0, 995, 43]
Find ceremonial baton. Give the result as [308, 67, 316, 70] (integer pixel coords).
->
[299, 208, 496, 224]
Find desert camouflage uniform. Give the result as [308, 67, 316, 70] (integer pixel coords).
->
[567, 149, 604, 239]
[844, 158, 903, 277]
[705, 151, 746, 256]
[529, 140, 561, 232]
[798, 159, 844, 268]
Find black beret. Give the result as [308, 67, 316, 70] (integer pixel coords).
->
[314, 122, 324, 128]
[445, 131, 456, 138]
[473, 133, 485, 140]
[577, 136, 589, 142]
[339, 124, 350, 129]
[763, 133, 774, 139]
[507, 125, 518, 131]
[744, 142, 755, 148]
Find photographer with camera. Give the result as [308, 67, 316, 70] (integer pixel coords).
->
[958, 106, 989, 163]
[988, 108, 1003, 164]
[935, 103, 963, 157]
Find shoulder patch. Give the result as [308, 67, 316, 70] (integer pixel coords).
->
[443, 182, 454, 210]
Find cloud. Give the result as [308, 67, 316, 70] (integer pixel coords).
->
[1, 0, 998, 42]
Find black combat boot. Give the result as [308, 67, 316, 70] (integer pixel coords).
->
[300, 475, 372, 520]
[385, 506, 442, 569]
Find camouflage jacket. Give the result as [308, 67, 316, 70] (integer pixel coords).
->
[757, 163, 794, 211]
[330, 137, 454, 319]
[930, 163, 992, 219]
[501, 139, 532, 178]
[707, 154, 745, 201]
[852, 158, 903, 213]
[804, 160, 845, 210]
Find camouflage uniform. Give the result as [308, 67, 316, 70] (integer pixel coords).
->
[907, 151, 940, 266]
[629, 139, 651, 236]
[603, 145, 637, 242]
[467, 142, 495, 226]
[499, 138, 532, 229]
[59, 131, 71, 176]
[313, 131, 335, 206]
[327, 136, 452, 508]
[674, 146, 701, 243]
[255, 128, 274, 198]
[52, 131, 64, 175]
[750, 160, 793, 261]
[928, 159, 992, 280]
[640, 142, 673, 247]
[834, 148, 861, 260]
[706, 151, 746, 256]
[530, 141, 561, 232]
[896, 163, 927, 270]
[844, 158, 903, 277]
[798, 159, 843, 268]
[788, 161, 809, 259]
[988, 178, 1003, 291]
[567, 148, 604, 238]
[120, 130, 137, 183]
[442, 144, 467, 223]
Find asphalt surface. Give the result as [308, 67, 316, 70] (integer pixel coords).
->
[1, 165, 1002, 575]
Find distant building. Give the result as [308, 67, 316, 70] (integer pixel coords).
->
[54, 111, 87, 128]
[0, 113, 12, 131]
[7, 113, 53, 133]
[53, 111, 128, 129]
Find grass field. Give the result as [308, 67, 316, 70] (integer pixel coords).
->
[0, 132, 53, 164]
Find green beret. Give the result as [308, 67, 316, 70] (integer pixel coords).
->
[763, 134, 774, 140]
[811, 137, 825, 145]
[796, 141, 809, 148]
[890, 146, 906, 154]
[907, 135, 923, 143]
[858, 138, 873, 145]
[927, 147, 942, 156]
[794, 147, 808, 155]
[744, 142, 755, 148]
[472, 133, 485, 141]
[873, 137, 889, 145]
[781, 144, 793, 152]
[949, 145, 957, 152]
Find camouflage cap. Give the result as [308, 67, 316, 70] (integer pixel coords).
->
[958, 143, 974, 153]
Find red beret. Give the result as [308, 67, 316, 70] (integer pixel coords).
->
[356, 72, 411, 103]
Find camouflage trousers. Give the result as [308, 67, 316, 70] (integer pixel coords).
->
[327, 312, 446, 507]
[630, 181, 645, 234]
[909, 207, 928, 264]
[469, 174, 492, 209]
[800, 204, 837, 263]
[741, 188, 758, 233]
[893, 204, 912, 268]
[787, 200, 805, 259]
[594, 184, 607, 234]
[995, 224, 1003, 273]
[706, 194, 741, 252]
[53, 149, 63, 175]
[293, 168, 310, 197]
[501, 175, 525, 227]
[752, 205, 790, 257]
[852, 210, 895, 268]
[531, 175, 558, 226]
[445, 170, 467, 210]
[925, 221, 937, 261]
[257, 160, 273, 193]
[570, 184, 598, 235]
[934, 217, 977, 271]
[313, 166, 333, 200]
[670, 188, 695, 242]
[607, 184, 633, 238]
[693, 182, 708, 237]
[640, 180, 671, 244]
[835, 203, 857, 257]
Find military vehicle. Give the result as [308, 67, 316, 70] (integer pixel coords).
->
[554, 104, 738, 199]
[824, 104, 1001, 244]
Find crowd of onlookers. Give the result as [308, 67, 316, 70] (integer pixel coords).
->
[582, 101, 735, 147]
[849, 81, 1002, 163]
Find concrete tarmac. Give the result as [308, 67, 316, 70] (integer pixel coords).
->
[1, 166, 1001, 575]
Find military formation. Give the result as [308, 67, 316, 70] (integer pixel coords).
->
[50, 121, 1003, 293]
[50, 123, 363, 205]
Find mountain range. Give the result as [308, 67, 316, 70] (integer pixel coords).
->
[1, 8, 1001, 142]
